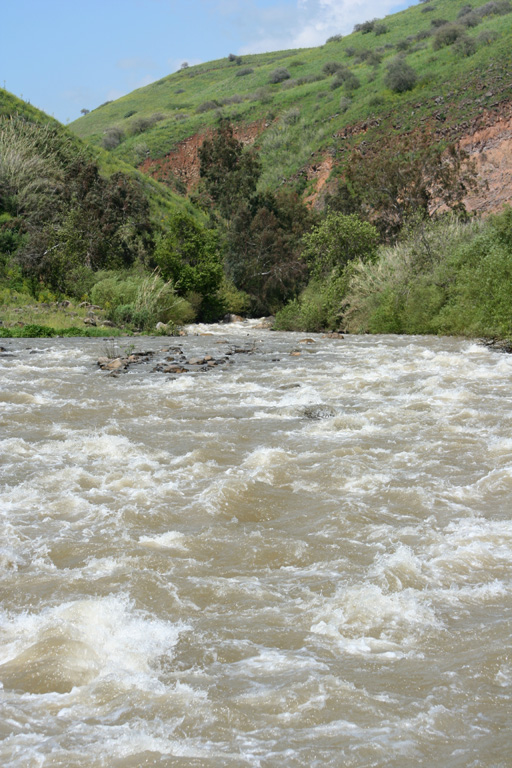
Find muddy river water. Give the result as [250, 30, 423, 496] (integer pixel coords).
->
[1, 325, 511, 767]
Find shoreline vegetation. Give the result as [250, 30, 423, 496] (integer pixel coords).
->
[2, 206, 512, 342]
[2, 0, 512, 342]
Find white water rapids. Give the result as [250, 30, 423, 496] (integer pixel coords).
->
[1, 324, 511, 767]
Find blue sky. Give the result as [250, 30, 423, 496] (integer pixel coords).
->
[1, 0, 415, 124]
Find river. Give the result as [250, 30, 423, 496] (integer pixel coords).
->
[1, 324, 511, 767]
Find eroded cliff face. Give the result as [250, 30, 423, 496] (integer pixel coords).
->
[460, 107, 512, 213]
[139, 102, 512, 215]
[139, 120, 267, 191]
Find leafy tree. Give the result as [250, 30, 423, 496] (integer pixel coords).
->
[302, 213, 379, 279]
[225, 190, 315, 314]
[154, 210, 223, 319]
[198, 121, 261, 218]
[329, 132, 477, 240]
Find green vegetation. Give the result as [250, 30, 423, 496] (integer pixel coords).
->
[275, 210, 512, 339]
[70, 0, 512, 197]
[2, 0, 512, 339]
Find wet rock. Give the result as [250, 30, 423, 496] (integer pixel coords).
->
[223, 313, 245, 323]
[254, 316, 275, 329]
[322, 332, 344, 339]
[302, 404, 337, 420]
[163, 365, 188, 374]
[104, 358, 125, 371]
[299, 338, 316, 344]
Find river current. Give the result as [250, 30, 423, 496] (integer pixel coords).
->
[1, 324, 511, 767]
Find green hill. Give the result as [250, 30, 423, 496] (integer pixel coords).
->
[70, 0, 512, 192]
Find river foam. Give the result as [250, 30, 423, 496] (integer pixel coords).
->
[1, 330, 511, 766]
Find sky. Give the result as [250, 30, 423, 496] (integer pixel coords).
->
[1, 0, 415, 124]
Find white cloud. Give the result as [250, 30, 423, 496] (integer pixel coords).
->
[221, 0, 414, 54]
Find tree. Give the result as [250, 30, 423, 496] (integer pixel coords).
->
[198, 120, 261, 218]
[225, 191, 315, 314]
[329, 132, 477, 240]
[154, 210, 223, 317]
[302, 213, 379, 279]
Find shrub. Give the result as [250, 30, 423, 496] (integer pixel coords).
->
[269, 67, 291, 83]
[129, 113, 164, 134]
[357, 49, 382, 65]
[342, 71, 361, 92]
[124, 110, 137, 119]
[354, 19, 377, 34]
[228, 53, 242, 64]
[302, 212, 379, 279]
[374, 23, 388, 35]
[326, 34, 343, 43]
[430, 18, 449, 27]
[433, 23, 465, 48]
[220, 94, 243, 105]
[385, 56, 418, 92]
[102, 126, 124, 150]
[339, 96, 352, 112]
[196, 100, 219, 113]
[235, 67, 254, 77]
[248, 87, 272, 103]
[453, 34, 477, 56]
[91, 271, 194, 330]
[476, 0, 512, 16]
[476, 29, 499, 43]
[282, 107, 300, 125]
[323, 61, 345, 74]
[460, 10, 481, 26]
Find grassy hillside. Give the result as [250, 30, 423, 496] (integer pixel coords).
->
[70, 0, 512, 191]
[0, 88, 193, 221]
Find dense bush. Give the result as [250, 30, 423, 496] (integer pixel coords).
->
[433, 23, 465, 48]
[354, 19, 377, 34]
[477, 0, 512, 16]
[326, 34, 343, 43]
[454, 34, 477, 55]
[323, 61, 345, 75]
[385, 56, 418, 92]
[235, 67, 254, 77]
[91, 270, 194, 330]
[154, 210, 224, 320]
[196, 100, 219, 113]
[302, 212, 379, 279]
[102, 126, 124, 150]
[269, 67, 291, 84]
[341, 211, 512, 337]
